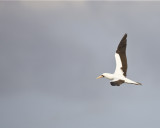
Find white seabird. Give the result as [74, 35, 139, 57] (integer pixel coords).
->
[96, 34, 142, 86]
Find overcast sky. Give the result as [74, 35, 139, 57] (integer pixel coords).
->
[1, 1, 160, 128]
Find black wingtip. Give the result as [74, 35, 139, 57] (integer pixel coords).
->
[120, 33, 127, 42]
[123, 33, 127, 38]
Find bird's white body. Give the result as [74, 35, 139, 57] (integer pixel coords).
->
[102, 73, 140, 85]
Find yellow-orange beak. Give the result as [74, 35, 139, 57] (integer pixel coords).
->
[96, 75, 103, 79]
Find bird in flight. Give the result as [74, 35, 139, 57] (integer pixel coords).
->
[96, 34, 142, 86]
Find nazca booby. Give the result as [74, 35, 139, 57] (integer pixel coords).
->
[96, 34, 142, 86]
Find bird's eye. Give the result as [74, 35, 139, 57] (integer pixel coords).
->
[101, 75, 104, 77]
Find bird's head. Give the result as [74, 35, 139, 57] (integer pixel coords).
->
[96, 73, 113, 80]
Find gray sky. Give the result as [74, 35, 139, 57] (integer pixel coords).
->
[1, 1, 160, 128]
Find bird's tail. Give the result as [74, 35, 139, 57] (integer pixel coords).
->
[134, 82, 142, 85]
[125, 78, 142, 85]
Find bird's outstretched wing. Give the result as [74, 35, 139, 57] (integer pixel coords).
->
[110, 79, 125, 86]
[114, 34, 127, 76]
